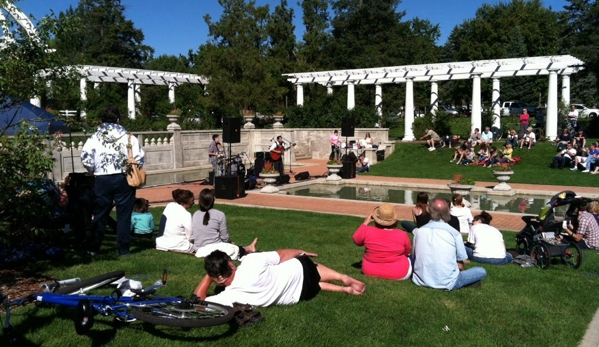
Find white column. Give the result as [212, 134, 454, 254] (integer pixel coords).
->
[403, 78, 415, 141]
[80, 78, 87, 118]
[168, 82, 176, 104]
[93, 83, 100, 89]
[375, 84, 382, 117]
[561, 74, 570, 106]
[430, 81, 438, 116]
[492, 78, 501, 129]
[347, 83, 355, 110]
[404, 190, 413, 206]
[134, 84, 141, 103]
[29, 96, 41, 107]
[127, 80, 136, 119]
[471, 74, 482, 132]
[296, 84, 304, 106]
[546, 70, 559, 140]
[327, 85, 333, 95]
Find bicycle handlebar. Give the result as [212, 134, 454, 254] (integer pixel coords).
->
[42, 278, 81, 293]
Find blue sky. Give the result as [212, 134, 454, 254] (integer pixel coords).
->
[12, 0, 569, 57]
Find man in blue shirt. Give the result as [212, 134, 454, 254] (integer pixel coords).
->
[412, 198, 487, 290]
[583, 143, 599, 173]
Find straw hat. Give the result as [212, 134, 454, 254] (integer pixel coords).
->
[527, 127, 533, 131]
[372, 203, 398, 227]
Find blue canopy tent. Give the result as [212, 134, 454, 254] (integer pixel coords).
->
[0, 98, 70, 135]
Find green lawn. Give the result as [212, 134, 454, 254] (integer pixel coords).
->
[370, 140, 598, 188]
[3, 205, 599, 347]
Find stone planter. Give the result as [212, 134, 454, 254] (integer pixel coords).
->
[260, 173, 280, 193]
[273, 115, 284, 129]
[492, 170, 514, 191]
[326, 164, 343, 181]
[447, 183, 474, 196]
[166, 114, 181, 131]
[243, 115, 255, 129]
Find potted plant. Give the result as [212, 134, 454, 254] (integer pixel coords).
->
[259, 161, 280, 193]
[326, 159, 343, 181]
[492, 164, 514, 191]
[447, 174, 475, 195]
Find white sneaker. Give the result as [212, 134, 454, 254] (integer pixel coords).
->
[582, 170, 590, 173]
[428, 147, 435, 151]
[570, 167, 577, 171]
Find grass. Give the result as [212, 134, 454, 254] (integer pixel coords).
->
[370, 140, 599, 187]
[3, 205, 599, 347]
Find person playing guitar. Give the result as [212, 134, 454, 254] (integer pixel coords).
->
[269, 136, 295, 176]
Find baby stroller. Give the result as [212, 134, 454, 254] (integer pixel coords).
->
[516, 190, 590, 269]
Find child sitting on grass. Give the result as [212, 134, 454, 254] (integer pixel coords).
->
[499, 144, 515, 164]
[131, 198, 155, 237]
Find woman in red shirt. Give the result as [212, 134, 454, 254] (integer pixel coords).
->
[352, 203, 412, 280]
[519, 109, 530, 137]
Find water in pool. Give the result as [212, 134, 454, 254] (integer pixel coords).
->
[283, 184, 552, 215]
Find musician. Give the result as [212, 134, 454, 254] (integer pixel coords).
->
[208, 134, 221, 184]
[269, 135, 286, 176]
[330, 130, 341, 160]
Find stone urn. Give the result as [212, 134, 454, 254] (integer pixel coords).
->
[166, 114, 181, 131]
[447, 183, 474, 196]
[273, 114, 284, 129]
[326, 164, 343, 181]
[260, 173, 280, 193]
[492, 170, 514, 191]
[243, 114, 255, 129]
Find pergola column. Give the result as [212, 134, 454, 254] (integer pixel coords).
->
[375, 84, 382, 117]
[403, 78, 415, 141]
[80, 78, 87, 118]
[561, 74, 570, 106]
[492, 78, 501, 129]
[168, 82, 176, 104]
[127, 80, 136, 119]
[296, 83, 304, 106]
[327, 84, 334, 95]
[546, 70, 559, 140]
[430, 81, 438, 116]
[347, 83, 355, 110]
[471, 74, 482, 132]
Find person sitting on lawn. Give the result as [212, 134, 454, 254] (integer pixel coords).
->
[499, 143, 515, 164]
[519, 127, 536, 150]
[192, 188, 258, 259]
[412, 198, 487, 290]
[352, 203, 412, 280]
[469, 128, 482, 145]
[572, 129, 587, 149]
[195, 249, 366, 307]
[505, 129, 518, 149]
[477, 143, 489, 165]
[553, 128, 572, 151]
[551, 143, 577, 170]
[450, 140, 472, 163]
[582, 143, 599, 173]
[464, 211, 513, 265]
[481, 126, 493, 145]
[155, 189, 195, 253]
[450, 194, 473, 235]
[131, 198, 155, 236]
[459, 148, 475, 165]
[401, 192, 431, 233]
[563, 201, 599, 250]
[356, 152, 370, 173]
[420, 129, 442, 151]
[483, 146, 500, 168]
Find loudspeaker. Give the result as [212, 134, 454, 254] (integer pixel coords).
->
[254, 158, 264, 177]
[255, 151, 265, 159]
[222, 117, 241, 143]
[276, 174, 290, 185]
[341, 118, 355, 137]
[294, 171, 310, 181]
[214, 175, 245, 200]
[341, 161, 356, 179]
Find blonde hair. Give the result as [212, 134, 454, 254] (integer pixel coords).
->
[588, 200, 599, 215]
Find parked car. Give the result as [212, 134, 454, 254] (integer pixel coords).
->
[571, 104, 599, 118]
[437, 105, 459, 116]
[501, 101, 537, 117]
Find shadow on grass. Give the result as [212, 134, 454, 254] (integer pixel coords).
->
[137, 320, 239, 342]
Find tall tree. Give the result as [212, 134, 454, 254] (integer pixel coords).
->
[298, 0, 330, 71]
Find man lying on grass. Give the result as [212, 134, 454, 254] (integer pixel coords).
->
[194, 249, 365, 307]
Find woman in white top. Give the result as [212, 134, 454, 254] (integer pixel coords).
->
[465, 211, 512, 265]
[450, 194, 473, 235]
[155, 189, 195, 252]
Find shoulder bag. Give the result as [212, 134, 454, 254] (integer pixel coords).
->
[126, 133, 146, 188]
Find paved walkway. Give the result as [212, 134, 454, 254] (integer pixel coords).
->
[137, 158, 599, 232]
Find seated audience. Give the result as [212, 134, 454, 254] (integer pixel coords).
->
[554, 128, 571, 151]
[196, 249, 365, 307]
[450, 140, 472, 163]
[450, 194, 473, 235]
[464, 211, 512, 265]
[412, 198, 487, 290]
[481, 127, 493, 144]
[519, 127, 536, 150]
[499, 144, 515, 164]
[401, 192, 431, 233]
[584, 143, 599, 173]
[572, 129, 586, 149]
[460, 148, 475, 165]
[352, 204, 412, 280]
[563, 201, 599, 250]
[469, 128, 482, 145]
[356, 152, 370, 173]
[483, 146, 499, 168]
[131, 198, 155, 236]
[420, 129, 442, 151]
[477, 143, 489, 165]
[551, 143, 577, 170]
[505, 129, 518, 148]
[155, 189, 195, 252]
[192, 188, 257, 259]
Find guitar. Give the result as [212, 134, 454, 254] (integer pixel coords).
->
[270, 143, 296, 161]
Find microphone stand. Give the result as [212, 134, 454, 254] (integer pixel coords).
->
[281, 136, 294, 175]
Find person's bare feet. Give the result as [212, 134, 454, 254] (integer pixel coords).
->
[341, 275, 365, 295]
[244, 238, 258, 254]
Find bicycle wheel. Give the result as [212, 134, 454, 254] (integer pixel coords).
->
[561, 243, 582, 269]
[56, 270, 125, 294]
[131, 300, 234, 328]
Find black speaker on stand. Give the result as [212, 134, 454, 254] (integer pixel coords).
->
[214, 175, 245, 200]
[341, 118, 355, 157]
[222, 118, 241, 143]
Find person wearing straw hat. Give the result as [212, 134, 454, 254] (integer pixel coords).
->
[519, 127, 536, 150]
[352, 203, 412, 280]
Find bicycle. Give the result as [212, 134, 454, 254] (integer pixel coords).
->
[1, 270, 234, 342]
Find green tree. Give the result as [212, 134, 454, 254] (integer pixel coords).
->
[298, 0, 331, 71]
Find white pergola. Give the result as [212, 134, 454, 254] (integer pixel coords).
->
[30, 66, 209, 119]
[284, 55, 585, 140]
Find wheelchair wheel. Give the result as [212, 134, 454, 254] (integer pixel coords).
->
[561, 243, 582, 269]
[531, 244, 550, 269]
